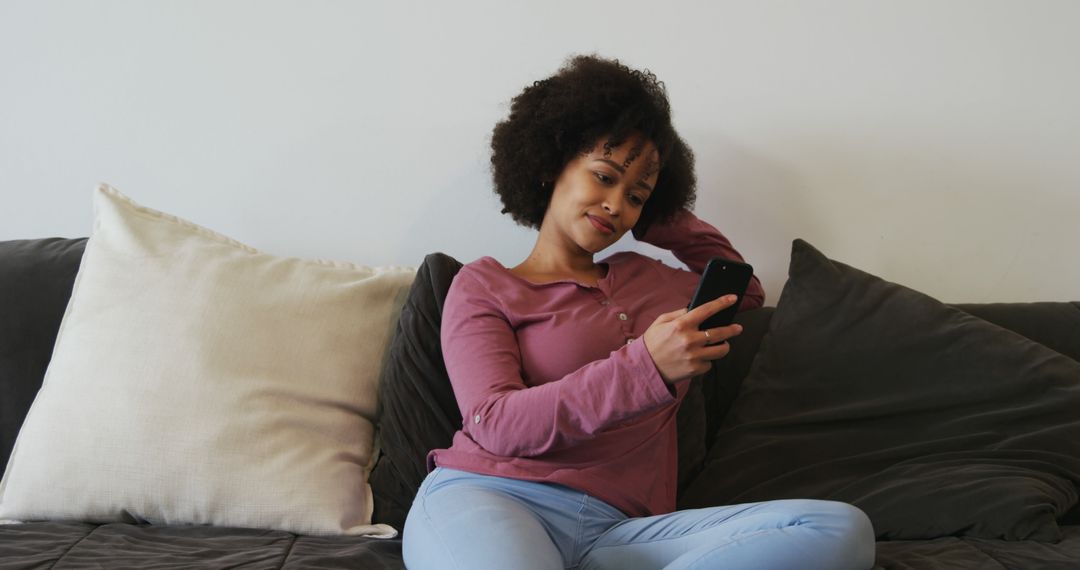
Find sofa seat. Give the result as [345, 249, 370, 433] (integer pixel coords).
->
[0, 522, 404, 569]
[3, 522, 1080, 569]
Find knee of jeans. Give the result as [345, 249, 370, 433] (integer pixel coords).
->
[839, 502, 874, 535]
[810, 500, 872, 532]
[782, 500, 876, 568]
[826, 502, 877, 569]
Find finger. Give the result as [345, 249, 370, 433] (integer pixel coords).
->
[703, 323, 743, 345]
[699, 341, 733, 360]
[684, 294, 738, 327]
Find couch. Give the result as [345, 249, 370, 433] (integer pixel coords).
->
[2, 233, 1080, 569]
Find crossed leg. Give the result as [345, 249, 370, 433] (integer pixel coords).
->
[578, 499, 876, 570]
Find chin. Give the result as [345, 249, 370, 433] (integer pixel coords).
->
[583, 237, 616, 255]
[576, 221, 619, 253]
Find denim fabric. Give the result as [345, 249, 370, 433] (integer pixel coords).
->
[403, 467, 875, 570]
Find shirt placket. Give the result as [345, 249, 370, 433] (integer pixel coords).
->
[592, 286, 636, 346]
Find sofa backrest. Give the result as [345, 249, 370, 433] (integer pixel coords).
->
[0, 238, 88, 469]
[4, 238, 1079, 527]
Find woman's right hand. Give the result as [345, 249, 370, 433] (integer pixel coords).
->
[642, 295, 744, 385]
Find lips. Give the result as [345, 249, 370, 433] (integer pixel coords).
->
[587, 215, 615, 234]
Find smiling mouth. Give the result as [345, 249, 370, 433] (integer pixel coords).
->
[587, 215, 615, 234]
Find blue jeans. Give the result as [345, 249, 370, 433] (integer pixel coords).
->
[403, 467, 876, 569]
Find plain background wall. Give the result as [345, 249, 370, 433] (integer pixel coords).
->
[2, 0, 1077, 305]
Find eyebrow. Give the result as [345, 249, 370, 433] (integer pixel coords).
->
[594, 159, 655, 192]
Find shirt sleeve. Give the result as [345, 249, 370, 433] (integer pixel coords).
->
[635, 208, 766, 311]
[440, 269, 677, 459]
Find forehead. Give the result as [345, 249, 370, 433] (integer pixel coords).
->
[585, 134, 660, 181]
[590, 134, 658, 158]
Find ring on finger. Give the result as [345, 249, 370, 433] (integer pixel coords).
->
[704, 330, 711, 343]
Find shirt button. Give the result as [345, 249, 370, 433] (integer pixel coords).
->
[474, 414, 481, 424]
[626, 338, 635, 345]
[601, 300, 610, 305]
[618, 313, 628, 321]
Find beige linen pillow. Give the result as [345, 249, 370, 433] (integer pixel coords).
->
[0, 184, 415, 537]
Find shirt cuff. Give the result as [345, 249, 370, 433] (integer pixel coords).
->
[626, 336, 676, 405]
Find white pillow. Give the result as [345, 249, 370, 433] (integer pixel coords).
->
[0, 184, 415, 538]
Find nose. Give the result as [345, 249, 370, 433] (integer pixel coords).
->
[602, 189, 624, 217]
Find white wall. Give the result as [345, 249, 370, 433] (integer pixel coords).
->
[2, 0, 1077, 304]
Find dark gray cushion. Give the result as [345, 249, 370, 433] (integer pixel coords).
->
[0, 238, 87, 469]
[369, 253, 464, 532]
[680, 239, 1080, 542]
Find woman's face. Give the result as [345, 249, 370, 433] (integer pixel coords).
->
[543, 133, 660, 254]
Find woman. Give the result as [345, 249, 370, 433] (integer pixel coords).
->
[403, 54, 876, 570]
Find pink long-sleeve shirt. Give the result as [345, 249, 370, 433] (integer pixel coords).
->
[428, 209, 765, 518]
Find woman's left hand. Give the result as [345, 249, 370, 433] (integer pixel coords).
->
[641, 294, 744, 385]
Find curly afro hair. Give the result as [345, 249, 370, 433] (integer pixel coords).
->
[490, 54, 696, 233]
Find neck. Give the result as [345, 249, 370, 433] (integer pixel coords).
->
[518, 222, 599, 275]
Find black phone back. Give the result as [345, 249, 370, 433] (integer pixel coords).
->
[687, 257, 754, 331]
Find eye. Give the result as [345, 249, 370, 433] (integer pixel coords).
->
[628, 194, 645, 206]
[593, 172, 615, 185]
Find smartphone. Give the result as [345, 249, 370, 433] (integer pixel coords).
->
[687, 257, 754, 332]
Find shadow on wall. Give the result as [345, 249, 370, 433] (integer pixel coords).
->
[398, 165, 538, 268]
[689, 129, 1078, 304]
[688, 130, 819, 306]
